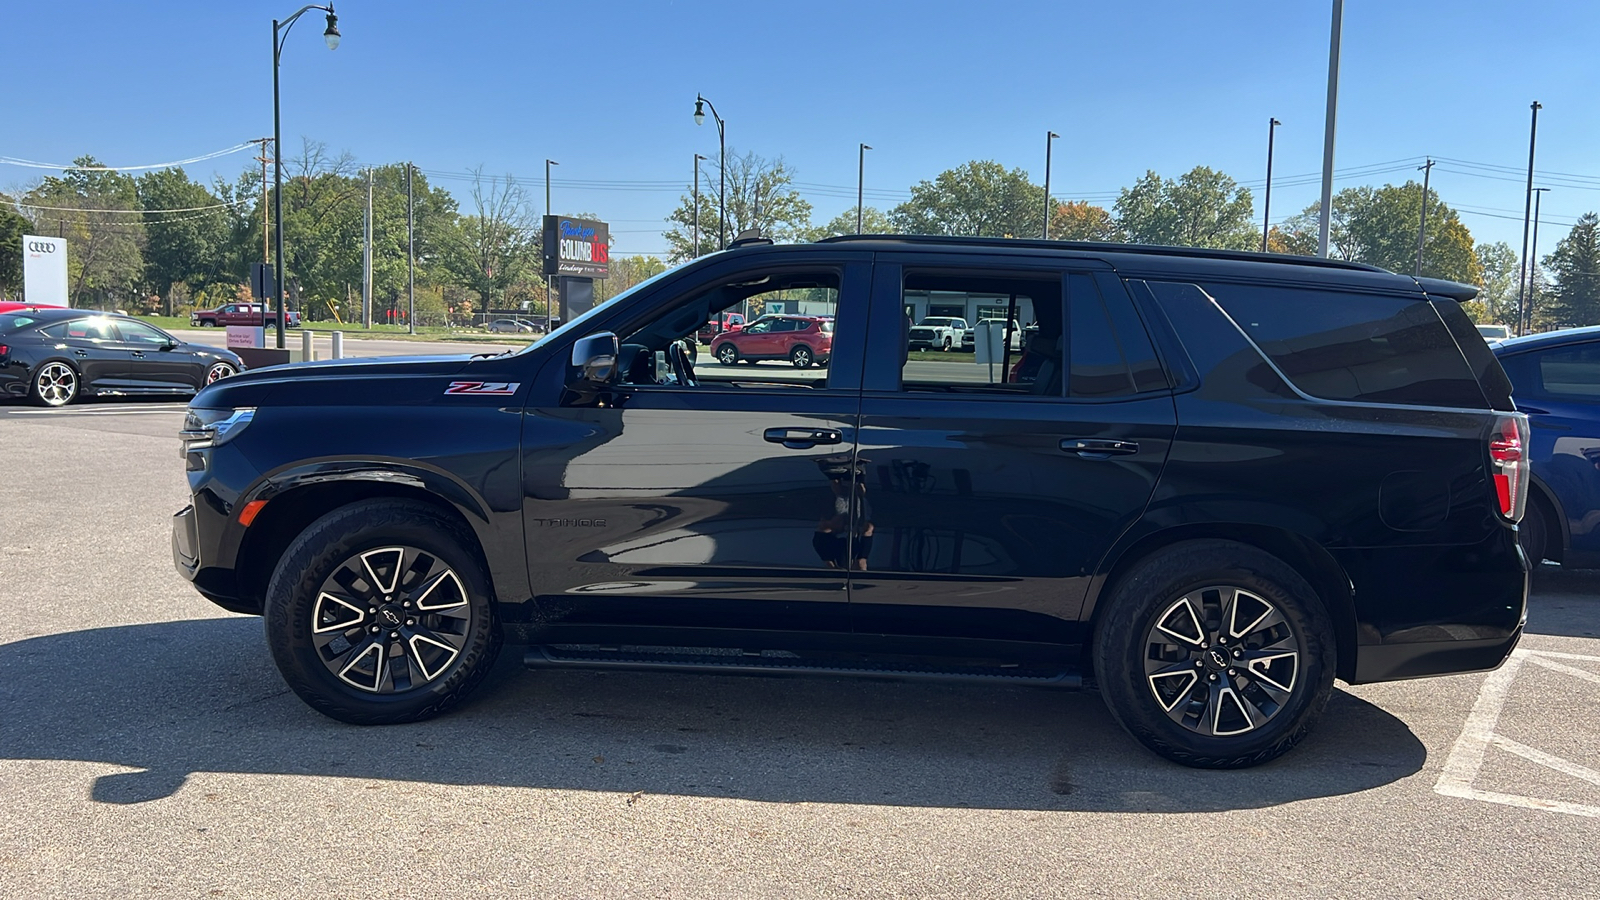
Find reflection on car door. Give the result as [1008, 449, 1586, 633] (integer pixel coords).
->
[115, 320, 199, 392]
[848, 258, 1176, 645]
[1503, 341, 1600, 564]
[45, 317, 131, 393]
[521, 258, 872, 638]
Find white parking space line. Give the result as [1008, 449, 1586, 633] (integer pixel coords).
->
[1435, 648, 1600, 819]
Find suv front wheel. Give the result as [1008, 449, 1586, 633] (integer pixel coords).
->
[263, 498, 503, 724]
[1093, 540, 1335, 768]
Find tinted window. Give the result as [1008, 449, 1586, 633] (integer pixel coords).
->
[41, 318, 117, 341]
[0, 314, 41, 334]
[896, 270, 1062, 397]
[1536, 343, 1600, 398]
[1205, 283, 1487, 408]
[1069, 273, 1133, 398]
[117, 320, 172, 345]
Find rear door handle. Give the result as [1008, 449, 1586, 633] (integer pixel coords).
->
[73, 349, 88, 357]
[131, 351, 145, 359]
[1061, 438, 1139, 458]
[764, 427, 843, 448]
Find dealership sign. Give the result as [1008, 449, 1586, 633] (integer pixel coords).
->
[22, 235, 69, 306]
[542, 216, 609, 279]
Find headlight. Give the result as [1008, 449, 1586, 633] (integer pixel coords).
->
[179, 407, 255, 453]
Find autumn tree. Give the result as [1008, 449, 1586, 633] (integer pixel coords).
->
[1282, 183, 1481, 284]
[1049, 201, 1120, 242]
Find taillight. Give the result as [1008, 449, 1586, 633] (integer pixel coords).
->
[1490, 414, 1530, 522]
[0, 344, 9, 362]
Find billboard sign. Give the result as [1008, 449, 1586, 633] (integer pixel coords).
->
[542, 216, 609, 279]
[23, 236, 69, 306]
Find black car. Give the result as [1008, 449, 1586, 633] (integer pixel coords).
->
[173, 236, 1528, 769]
[0, 308, 244, 406]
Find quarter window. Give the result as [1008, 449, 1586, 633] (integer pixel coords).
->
[1535, 343, 1600, 398]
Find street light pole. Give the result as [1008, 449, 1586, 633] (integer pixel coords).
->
[857, 143, 872, 234]
[1317, 0, 1343, 258]
[1528, 187, 1551, 331]
[1042, 131, 1058, 239]
[693, 154, 706, 257]
[545, 158, 558, 316]
[1516, 101, 1543, 336]
[1262, 118, 1280, 252]
[406, 162, 415, 335]
[694, 94, 726, 250]
[1415, 157, 1434, 277]
[272, 3, 340, 350]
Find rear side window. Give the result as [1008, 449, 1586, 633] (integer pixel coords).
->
[1536, 343, 1600, 398]
[1203, 283, 1488, 409]
[0, 314, 40, 334]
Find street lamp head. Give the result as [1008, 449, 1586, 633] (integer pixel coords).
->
[693, 98, 706, 126]
[862, 143, 872, 151]
[1048, 131, 1059, 140]
[322, 10, 341, 49]
[1271, 118, 1281, 126]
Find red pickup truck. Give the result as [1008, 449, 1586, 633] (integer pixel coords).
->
[191, 302, 301, 328]
[696, 311, 745, 344]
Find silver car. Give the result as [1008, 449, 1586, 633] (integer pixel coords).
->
[486, 319, 534, 334]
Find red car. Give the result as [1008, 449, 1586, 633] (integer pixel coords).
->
[696, 311, 745, 344]
[0, 302, 63, 314]
[711, 315, 833, 368]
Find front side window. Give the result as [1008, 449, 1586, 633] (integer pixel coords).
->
[117, 320, 172, 345]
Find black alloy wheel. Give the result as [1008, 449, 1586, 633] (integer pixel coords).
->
[31, 362, 78, 407]
[716, 344, 739, 366]
[1093, 540, 1335, 768]
[264, 499, 502, 724]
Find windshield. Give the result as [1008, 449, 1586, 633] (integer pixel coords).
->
[529, 261, 687, 352]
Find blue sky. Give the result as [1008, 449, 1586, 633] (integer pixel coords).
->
[6, 0, 1599, 258]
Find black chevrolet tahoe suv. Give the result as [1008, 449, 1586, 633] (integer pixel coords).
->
[173, 235, 1529, 768]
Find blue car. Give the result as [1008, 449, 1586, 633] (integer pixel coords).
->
[1494, 326, 1600, 566]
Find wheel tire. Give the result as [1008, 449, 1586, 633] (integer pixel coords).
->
[943, 336, 953, 351]
[1519, 496, 1552, 567]
[1093, 539, 1336, 769]
[30, 361, 79, 407]
[263, 499, 503, 725]
[790, 345, 814, 369]
[716, 344, 739, 366]
[205, 361, 237, 385]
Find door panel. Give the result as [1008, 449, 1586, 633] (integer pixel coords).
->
[116, 320, 199, 391]
[48, 318, 130, 391]
[849, 259, 1176, 643]
[521, 257, 872, 636]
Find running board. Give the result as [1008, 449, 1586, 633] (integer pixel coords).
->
[524, 645, 1083, 688]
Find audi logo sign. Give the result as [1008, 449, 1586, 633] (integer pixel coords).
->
[22, 235, 70, 306]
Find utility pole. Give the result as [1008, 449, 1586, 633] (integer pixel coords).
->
[250, 137, 273, 264]
[362, 168, 372, 328]
[545, 158, 558, 317]
[1516, 101, 1543, 336]
[406, 163, 415, 335]
[857, 143, 873, 234]
[1528, 187, 1551, 330]
[1415, 157, 1434, 277]
[1042, 131, 1058, 239]
[1317, 0, 1344, 257]
[693, 153, 706, 257]
[1262, 118, 1280, 252]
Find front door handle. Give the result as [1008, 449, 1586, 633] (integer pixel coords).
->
[73, 349, 88, 358]
[1061, 438, 1139, 459]
[764, 427, 843, 448]
[131, 351, 145, 359]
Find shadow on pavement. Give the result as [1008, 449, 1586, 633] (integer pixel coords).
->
[1527, 568, 1600, 639]
[0, 619, 1425, 811]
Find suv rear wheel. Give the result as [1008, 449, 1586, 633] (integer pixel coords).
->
[1093, 540, 1335, 768]
[263, 499, 502, 724]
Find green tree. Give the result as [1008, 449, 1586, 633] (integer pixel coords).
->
[137, 167, 231, 307]
[1282, 183, 1481, 284]
[1049, 200, 1120, 242]
[21, 156, 146, 308]
[276, 140, 365, 319]
[1473, 241, 1519, 326]
[799, 206, 892, 242]
[889, 161, 1043, 238]
[1542, 213, 1600, 327]
[0, 197, 27, 297]
[664, 151, 813, 261]
[1114, 167, 1256, 250]
[598, 254, 669, 302]
[439, 167, 539, 316]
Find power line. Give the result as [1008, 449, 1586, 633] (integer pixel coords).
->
[0, 143, 255, 172]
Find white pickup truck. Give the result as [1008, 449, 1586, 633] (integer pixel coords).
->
[907, 317, 969, 351]
[960, 318, 1025, 352]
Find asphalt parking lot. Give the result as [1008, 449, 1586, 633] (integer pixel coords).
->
[2, 397, 1598, 899]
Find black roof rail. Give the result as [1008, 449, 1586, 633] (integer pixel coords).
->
[816, 233, 1390, 274]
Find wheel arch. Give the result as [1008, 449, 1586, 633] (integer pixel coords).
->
[1526, 473, 1568, 563]
[232, 467, 509, 617]
[1085, 523, 1358, 683]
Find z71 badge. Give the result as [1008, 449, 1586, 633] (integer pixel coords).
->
[444, 381, 521, 395]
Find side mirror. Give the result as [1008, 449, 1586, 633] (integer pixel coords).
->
[570, 331, 619, 383]
[162, 339, 179, 351]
